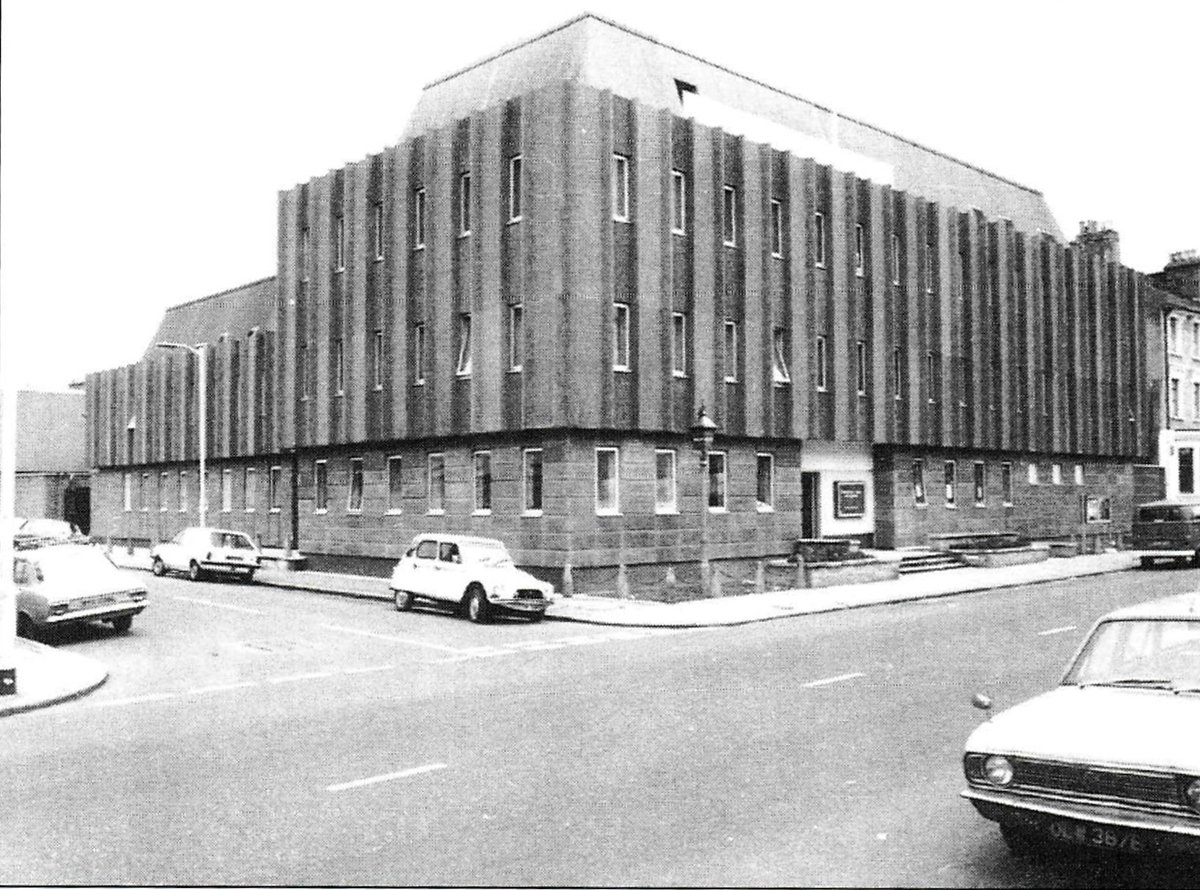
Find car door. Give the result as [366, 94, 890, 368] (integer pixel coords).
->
[161, 531, 188, 571]
[435, 541, 466, 603]
[408, 539, 439, 598]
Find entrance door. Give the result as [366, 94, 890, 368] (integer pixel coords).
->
[801, 472, 820, 539]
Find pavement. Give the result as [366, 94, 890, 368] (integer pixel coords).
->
[2, 544, 1142, 719]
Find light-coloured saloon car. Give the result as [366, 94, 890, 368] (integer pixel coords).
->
[963, 593, 1200, 858]
[14, 543, 148, 635]
[390, 534, 553, 623]
[150, 527, 261, 582]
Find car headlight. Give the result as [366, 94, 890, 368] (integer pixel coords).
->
[983, 755, 1014, 786]
[1184, 778, 1200, 814]
[491, 582, 509, 599]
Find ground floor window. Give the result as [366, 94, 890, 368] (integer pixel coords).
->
[474, 451, 492, 513]
[756, 453, 774, 511]
[523, 449, 543, 514]
[973, 462, 985, 506]
[179, 471, 188, 513]
[655, 449, 676, 513]
[1181, 448, 1195, 494]
[1084, 495, 1112, 523]
[912, 459, 926, 506]
[428, 453, 445, 514]
[269, 466, 281, 512]
[123, 473, 132, 511]
[387, 457, 402, 514]
[347, 458, 364, 513]
[944, 461, 956, 507]
[159, 472, 169, 512]
[708, 451, 727, 511]
[221, 469, 232, 512]
[314, 460, 328, 513]
[245, 467, 257, 512]
[1001, 462, 1013, 505]
[596, 447, 620, 514]
[140, 473, 148, 512]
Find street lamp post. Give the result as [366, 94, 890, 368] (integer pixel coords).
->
[690, 405, 718, 599]
[157, 342, 207, 528]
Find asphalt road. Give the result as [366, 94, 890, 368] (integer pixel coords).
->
[2, 566, 1198, 886]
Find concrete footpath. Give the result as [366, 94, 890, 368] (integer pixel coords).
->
[3, 547, 1141, 718]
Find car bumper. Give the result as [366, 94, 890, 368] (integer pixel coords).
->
[963, 786, 1200, 855]
[34, 604, 146, 627]
[201, 561, 257, 573]
[489, 597, 549, 614]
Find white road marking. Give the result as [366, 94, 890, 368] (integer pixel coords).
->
[803, 672, 866, 688]
[341, 664, 394, 675]
[267, 671, 337, 685]
[326, 762, 447, 793]
[89, 692, 176, 708]
[561, 636, 609, 646]
[186, 681, 258, 695]
[170, 595, 263, 615]
[502, 640, 566, 651]
[1037, 625, 1077, 637]
[321, 624, 464, 654]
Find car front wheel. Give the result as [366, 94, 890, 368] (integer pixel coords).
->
[465, 585, 490, 624]
[188, 560, 203, 582]
[152, 557, 166, 577]
[110, 615, 133, 634]
[394, 589, 414, 612]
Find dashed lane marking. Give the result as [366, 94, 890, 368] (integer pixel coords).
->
[1037, 625, 1077, 636]
[326, 763, 447, 793]
[89, 692, 177, 708]
[267, 670, 337, 685]
[321, 624, 464, 653]
[170, 595, 263, 615]
[802, 672, 866, 689]
[342, 664, 394, 675]
[186, 681, 258, 695]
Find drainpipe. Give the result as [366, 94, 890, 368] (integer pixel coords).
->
[288, 448, 300, 557]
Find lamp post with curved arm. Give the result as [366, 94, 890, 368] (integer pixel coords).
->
[690, 405, 718, 598]
[156, 342, 207, 529]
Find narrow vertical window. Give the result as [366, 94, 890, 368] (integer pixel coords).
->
[459, 172, 471, 236]
[912, 459, 926, 506]
[856, 341, 867, 395]
[373, 202, 384, 260]
[770, 200, 783, 258]
[722, 186, 737, 246]
[595, 447, 620, 515]
[456, 314, 472, 376]
[672, 312, 688, 377]
[655, 449, 676, 514]
[613, 303, 630, 371]
[1194, 320, 1200, 357]
[1170, 378, 1180, 417]
[671, 170, 686, 235]
[772, 328, 791, 385]
[944, 461, 956, 507]
[179, 470, 188, 513]
[523, 448, 543, 514]
[245, 467, 257, 512]
[925, 241, 935, 293]
[508, 155, 523, 222]
[414, 323, 426, 385]
[373, 330, 384, 390]
[926, 351, 936, 401]
[298, 343, 309, 399]
[1001, 462, 1014, 505]
[269, 466, 281, 512]
[314, 460, 328, 512]
[973, 462, 986, 506]
[854, 223, 865, 276]
[612, 154, 630, 222]
[414, 188, 426, 249]
[816, 335, 828, 391]
[1169, 317, 1180, 353]
[893, 347, 902, 400]
[473, 452, 492, 513]
[724, 320, 738, 383]
[335, 338, 345, 395]
[334, 215, 345, 271]
[708, 451, 727, 511]
[347, 458, 364, 513]
[159, 472, 169, 512]
[1074, 463, 1084, 486]
[1182, 449, 1195, 495]
[300, 227, 310, 281]
[509, 304, 523, 372]
[891, 233, 902, 285]
[140, 473, 148, 512]
[123, 472, 132, 512]
[814, 211, 826, 266]
[221, 469, 232, 513]
[1193, 382, 1199, 418]
[1028, 463, 1040, 485]
[387, 456, 403, 514]
[427, 453, 445, 514]
[756, 453, 774, 512]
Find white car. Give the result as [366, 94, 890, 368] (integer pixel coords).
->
[14, 543, 148, 635]
[963, 593, 1200, 859]
[390, 534, 554, 623]
[150, 527, 261, 582]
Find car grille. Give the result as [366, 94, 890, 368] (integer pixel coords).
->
[1010, 757, 1187, 812]
[515, 589, 545, 600]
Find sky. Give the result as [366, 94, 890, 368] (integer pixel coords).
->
[2, 0, 1197, 391]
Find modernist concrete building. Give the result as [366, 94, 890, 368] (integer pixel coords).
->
[86, 15, 1158, 594]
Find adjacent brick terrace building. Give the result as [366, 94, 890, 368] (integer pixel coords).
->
[86, 14, 1157, 596]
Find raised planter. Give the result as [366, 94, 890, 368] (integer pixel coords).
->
[803, 557, 899, 588]
[929, 531, 1021, 552]
[793, 538, 861, 563]
[1046, 540, 1079, 558]
[955, 546, 1049, 568]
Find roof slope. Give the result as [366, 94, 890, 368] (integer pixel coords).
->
[143, 277, 276, 360]
[16, 390, 86, 473]
[407, 14, 1063, 239]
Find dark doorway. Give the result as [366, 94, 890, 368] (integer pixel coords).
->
[801, 472, 820, 539]
[65, 483, 91, 534]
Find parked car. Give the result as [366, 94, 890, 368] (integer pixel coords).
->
[150, 527, 261, 582]
[1131, 498, 1200, 567]
[14, 517, 89, 548]
[962, 593, 1200, 858]
[14, 543, 148, 635]
[390, 534, 554, 623]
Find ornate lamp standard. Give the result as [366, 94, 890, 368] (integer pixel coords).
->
[156, 342, 208, 528]
[690, 405, 718, 598]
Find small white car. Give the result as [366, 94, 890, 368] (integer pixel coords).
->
[14, 543, 148, 635]
[963, 593, 1200, 859]
[390, 534, 553, 623]
[150, 527, 261, 582]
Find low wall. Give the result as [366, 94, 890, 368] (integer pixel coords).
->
[956, 547, 1050, 569]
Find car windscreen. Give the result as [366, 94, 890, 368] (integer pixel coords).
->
[461, 541, 513, 567]
[210, 532, 255, 550]
[1064, 619, 1200, 689]
[30, 547, 119, 582]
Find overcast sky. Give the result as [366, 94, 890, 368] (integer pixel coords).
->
[2, 0, 1197, 391]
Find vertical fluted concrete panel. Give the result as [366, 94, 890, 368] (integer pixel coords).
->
[869, 186, 887, 438]
[312, 175, 332, 446]
[220, 336, 233, 459]
[690, 123, 717, 418]
[635, 103, 668, 431]
[349, 160, 370, 443]
[995, 220, 1012, 451]
[742, 141, 765, 438]
[427, 126, 455, 437]
[156, 352, 169, 463]
[387, 142, 410, 439]
[1042, 239, 1060, 453]
[473, 107, 503, 429]
[1064, 247, 1083, 451]
[276, 191, 296, 451]
[934, 205, 953, 445]
[903, 194, 921, 443]
[787, 156, 811, 441]
[245, 329, 258, 456]
[175, 351, 188, 461]
[829, 172, 850, 441]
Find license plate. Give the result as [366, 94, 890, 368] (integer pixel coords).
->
[1046, 819, 1148, 854]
